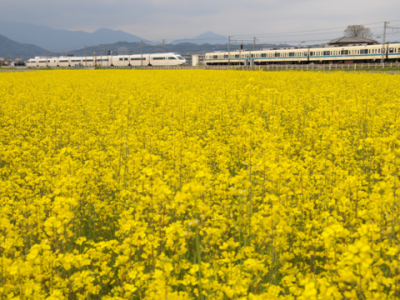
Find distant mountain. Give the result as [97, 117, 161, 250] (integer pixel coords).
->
[172, 31, 228, 45]
[0, 21, 152, 52]
[67, 41, 279, 56]
[0, 34, 49, 59]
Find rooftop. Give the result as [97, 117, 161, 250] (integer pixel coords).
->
[328, 36, 378, 45]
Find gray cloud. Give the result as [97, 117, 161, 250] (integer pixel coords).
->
[1, 0, 399, 42]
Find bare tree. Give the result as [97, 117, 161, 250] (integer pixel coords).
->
[344, 25, 373, 39]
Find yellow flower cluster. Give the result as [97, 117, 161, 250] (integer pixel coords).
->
[1, 70, 400, 299]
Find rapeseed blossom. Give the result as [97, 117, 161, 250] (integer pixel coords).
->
[0, 70, 400, 299]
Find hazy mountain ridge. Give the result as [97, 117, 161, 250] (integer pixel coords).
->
[0, 21, 311, 59]
[0, 21, 152, 52]
[65, 40, 278, 56]
[0, 34, 49, 59]
[172, 31, 228, 45]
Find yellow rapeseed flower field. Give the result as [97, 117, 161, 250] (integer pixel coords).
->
[1, 69, 400, 300]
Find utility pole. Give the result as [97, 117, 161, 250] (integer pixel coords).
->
[141, 40, 143, 67]
[239, 43, 242, 66]
[104, 44, 107, 56]
[381, 21, 389, 64]
[228, 36, 231, 66]
[129, 51, 133, 66]
[162, 39, 165, 53]
[253, 37, 256, 51]
[85, 45, 87, 67]
[45, 50, 48, 68]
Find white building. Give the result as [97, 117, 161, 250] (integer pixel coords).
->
[191, 54, 205, 66]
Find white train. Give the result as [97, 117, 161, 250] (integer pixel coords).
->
[26, 52, 186, 68]
[205, 43, 400, 65]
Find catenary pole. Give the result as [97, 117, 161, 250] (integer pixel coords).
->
[228, 36, 231, 66]
[162, 39, 165, 53]
[381, 21, 389, 64]
[85, 45, 87, 67]
[141, 40, 143, 67]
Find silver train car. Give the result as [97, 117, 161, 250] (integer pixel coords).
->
[26, 52, 186, 68]
[205, 43, 400, 65]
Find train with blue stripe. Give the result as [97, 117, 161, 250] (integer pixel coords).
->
[205, 43, 400, 65]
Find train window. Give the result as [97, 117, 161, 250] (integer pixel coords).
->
[39, 61, 46, 63]
[323, 51, 330, 56]
[168, 57, 175, 59]
[310, 52, 314, 56]
[235, 55, 239, 58]
[389, 48, 394, 53]
[31, 61, 36, 63]
[360, 49, 367, 54]
[261, 53, 266, 58]
[119, 58, 123, 61]
[60, 60, 68, 62]
[153, 57, 166, 60]
[213, 55, 218, 59]
[124, 58, 129, 60]
[224, 55, 228, 59]
[275, 53, 280, 57]
[341, 50, 348, 55]
[289, 52, 295, 57]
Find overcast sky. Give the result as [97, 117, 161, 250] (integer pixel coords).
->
[1, 0, 400, 44]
